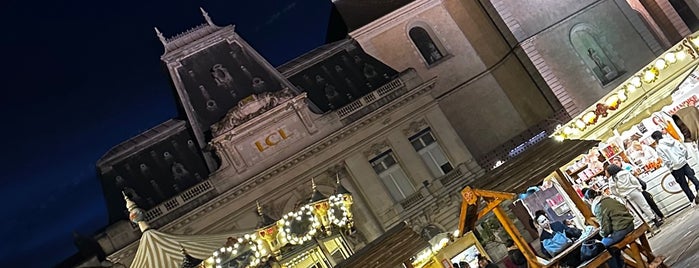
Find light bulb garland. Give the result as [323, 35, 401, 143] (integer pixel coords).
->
[207, 185, 354, 268]
[553, 36, 699, 141]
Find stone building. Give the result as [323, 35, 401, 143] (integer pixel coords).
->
[66, 0, 699, 267]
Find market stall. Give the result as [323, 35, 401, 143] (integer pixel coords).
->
[552, 32, 699, 217]
[454, 139, 665, 268]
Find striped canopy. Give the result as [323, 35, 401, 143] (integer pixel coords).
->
[130, 229, 248, 268]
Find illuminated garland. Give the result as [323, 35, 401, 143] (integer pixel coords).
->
[279, 205, 320, 245]
[553, 34, 699, 141]
[206, 186, 354, 268]
[328, 194, 351, 227]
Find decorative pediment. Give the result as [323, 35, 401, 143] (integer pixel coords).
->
[363, 141, 390, 158]
[211, 88, 295, 136]
[402, 118, 428, 136]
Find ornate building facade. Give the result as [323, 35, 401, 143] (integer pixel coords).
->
[68, 0, 699, 267]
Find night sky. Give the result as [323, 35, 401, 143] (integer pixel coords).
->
[0, 1, 332, 266]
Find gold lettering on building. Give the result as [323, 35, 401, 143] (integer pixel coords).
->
[255, 129, 292, 152]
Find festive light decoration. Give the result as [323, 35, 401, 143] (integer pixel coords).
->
[205, 178, 354, 268]
[553, 34, 699, 141]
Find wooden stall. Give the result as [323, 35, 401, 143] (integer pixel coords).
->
[457, 139, 666, 268]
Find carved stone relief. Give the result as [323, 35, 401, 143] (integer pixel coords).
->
[363, 141, 390, 159]
[210, 88, 295, 136]
[402, 118, 429, 136]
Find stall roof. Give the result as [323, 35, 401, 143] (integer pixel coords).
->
[470, 139, 599, 194]
[334, 222, 428, 268]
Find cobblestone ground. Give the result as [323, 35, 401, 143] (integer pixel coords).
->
[648, 204, 699, 267]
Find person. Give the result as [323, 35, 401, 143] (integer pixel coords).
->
[610, 156, 636, 173]
[606, 164, 661, 227]
[506, 239, 527, 268]
[673, 106, 699, 142]
[652, 130, 699, 204]
[583, 188, 634, 268]
[628, 140, 659, 166]
[477, 255, 498, 268]
[459, 261, 470, 268]
[533, 210, 582, 266]
[453, 263, 461, 268]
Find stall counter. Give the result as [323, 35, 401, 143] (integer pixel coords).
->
[643, 167, 689, 216]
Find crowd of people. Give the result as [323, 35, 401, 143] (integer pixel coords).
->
[507, 129, 699, 267]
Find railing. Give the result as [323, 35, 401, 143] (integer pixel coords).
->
[400, 191, 425, 210]
[181, 181, 213, 201]
[441, 163, 468, 186]
[336, 78, 405, 118]
[133, 180, 214, 228]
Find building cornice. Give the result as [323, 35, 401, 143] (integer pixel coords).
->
[349, 0, 439, 40]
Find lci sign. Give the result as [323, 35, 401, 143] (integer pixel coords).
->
[661, 173, 684, 194]
[254, 129, 292, 152]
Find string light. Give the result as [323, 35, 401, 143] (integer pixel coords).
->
[553, 36, 698, 140]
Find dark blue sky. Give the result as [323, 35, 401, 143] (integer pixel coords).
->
[0, 1, 332, 266]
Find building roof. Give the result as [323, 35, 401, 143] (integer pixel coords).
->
[97, 119, 186, 168]
[332, 0, 416, 32]
[277, 39, 354, 76]
[334, 221, 428, 268]
[471, 139, 599, 194]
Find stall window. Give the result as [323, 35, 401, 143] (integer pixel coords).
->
[409, 26, 445, 66]
[410, 129, 453, 177]
[370, 151, 416, 201]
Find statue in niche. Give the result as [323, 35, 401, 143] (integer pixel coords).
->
[587, 48, 616, 77]
[587, 48, 618, 83]
[427, 43, 443, 63]
[252, 77, 267, 93]
[570, 25, 624, 85]
[210, 64, 234, 88]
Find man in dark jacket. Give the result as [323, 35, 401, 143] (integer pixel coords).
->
[583, 188, 633, 268]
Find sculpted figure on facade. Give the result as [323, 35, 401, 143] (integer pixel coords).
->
[211, 87, 295, 136]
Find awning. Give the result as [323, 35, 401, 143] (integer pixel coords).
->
[129, 229, 247, 268]
[554, 33, 699, 141]
[334, 222, 429, 268]
[470, 139, 599, 194]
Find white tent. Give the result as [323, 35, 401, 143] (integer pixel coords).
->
[129, 229, 247, 268]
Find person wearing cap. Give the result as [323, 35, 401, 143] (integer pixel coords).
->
[652, 130, 699, 204]
[582, 188, 633, 268]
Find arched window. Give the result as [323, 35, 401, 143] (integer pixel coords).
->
[409, 26, 444, 65]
